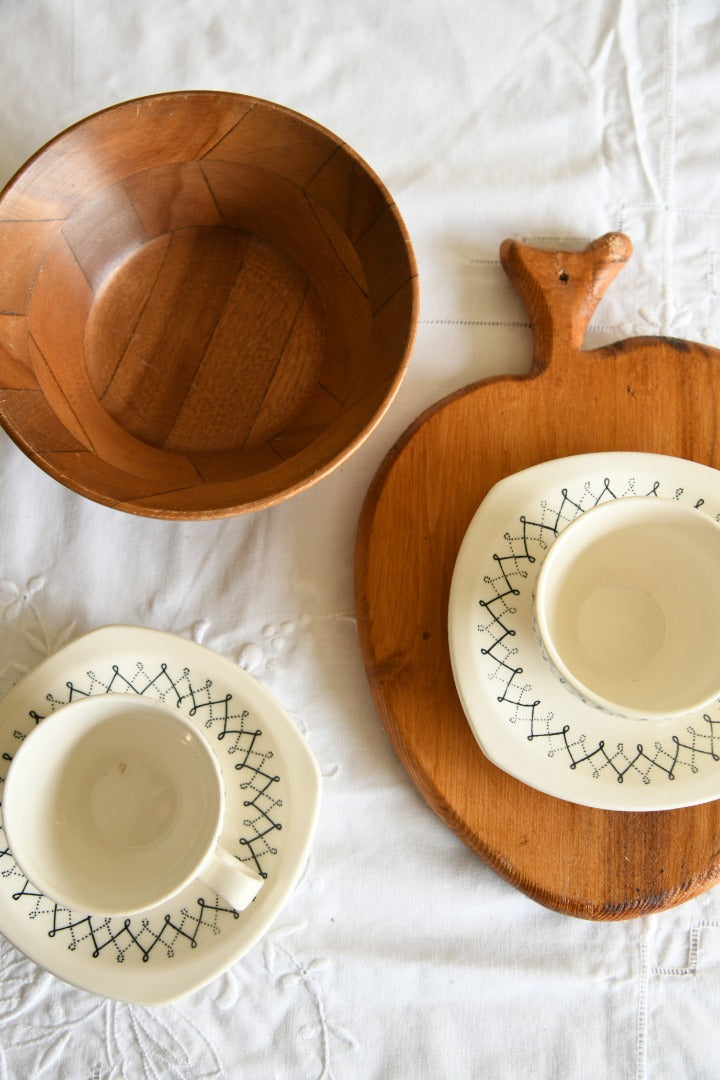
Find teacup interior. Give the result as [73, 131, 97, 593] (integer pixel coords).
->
[5, 701, 221, 915]
[540, 502, 720, 717]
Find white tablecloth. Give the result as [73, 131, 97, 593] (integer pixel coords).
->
[1, 1, 720, 1076]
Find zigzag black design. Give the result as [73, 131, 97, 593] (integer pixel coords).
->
[0, 659, 282, 963]
[475, 477, 720, 786]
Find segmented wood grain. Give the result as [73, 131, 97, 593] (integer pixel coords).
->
[0, 92, 418, 517]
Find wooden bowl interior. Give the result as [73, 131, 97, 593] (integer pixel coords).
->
[0, 94, 417, 515]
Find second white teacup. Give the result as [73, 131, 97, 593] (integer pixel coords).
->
[534, 497, 720, 720]
[2, 694, 264, 916]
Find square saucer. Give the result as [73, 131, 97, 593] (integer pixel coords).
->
[0, 625, 321, 1004]
[448, 452, 720, 811]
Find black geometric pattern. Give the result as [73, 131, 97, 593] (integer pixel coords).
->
[476, 476, 720, 786]
[0, 659, 282, 963]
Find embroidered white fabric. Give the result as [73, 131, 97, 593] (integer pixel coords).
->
[1, 1, 719, 1076]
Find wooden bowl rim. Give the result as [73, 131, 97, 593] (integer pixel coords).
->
[0, 90, 419, 519]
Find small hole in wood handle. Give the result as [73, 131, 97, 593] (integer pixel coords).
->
[558, 270, 569, 283]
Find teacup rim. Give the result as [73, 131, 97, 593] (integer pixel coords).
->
[2, 693, 227, 916]
[533, 495, 720, 721]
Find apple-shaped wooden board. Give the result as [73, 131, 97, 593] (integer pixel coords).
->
[355, 233, 720, 919]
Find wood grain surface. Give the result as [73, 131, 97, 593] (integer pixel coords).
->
[355, 232, 720, 920]
[0, 92, 418, 518]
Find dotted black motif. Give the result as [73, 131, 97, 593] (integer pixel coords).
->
[476, 476, 720, 786]
[0, 659, 282, 963]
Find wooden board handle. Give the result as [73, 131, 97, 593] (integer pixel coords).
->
[500, 232, 633, 372]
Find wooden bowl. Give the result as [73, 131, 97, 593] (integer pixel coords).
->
[0, 92, 418, 518]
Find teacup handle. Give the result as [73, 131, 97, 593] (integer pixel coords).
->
[199, 846, 264, 911]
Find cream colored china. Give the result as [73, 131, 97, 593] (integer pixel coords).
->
[534, 497, 720, 720]
[0, 626, 321, 1004]
[3, 694, 263, 917]
[449, 452, 720, 811]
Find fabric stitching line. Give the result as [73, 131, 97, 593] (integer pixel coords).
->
[651, 926, 701, 976]
[621, 200, 720, 220]
[660, 0, 679, 331]
[639, 920, 720, 1080]
[661, 1, 678, 209]
[708, 252, 719, 299]
[465, 237, 594, 262]
[419, 319, 633, 334]
[520, 234, 595, 248]
[651, 920, 720, 976]
[636, 938, 649, 1080]
[419, 319, 531, 327]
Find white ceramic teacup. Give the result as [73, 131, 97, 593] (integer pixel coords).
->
[2, 694, 264, 916]
[533, 497, 720, 720]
